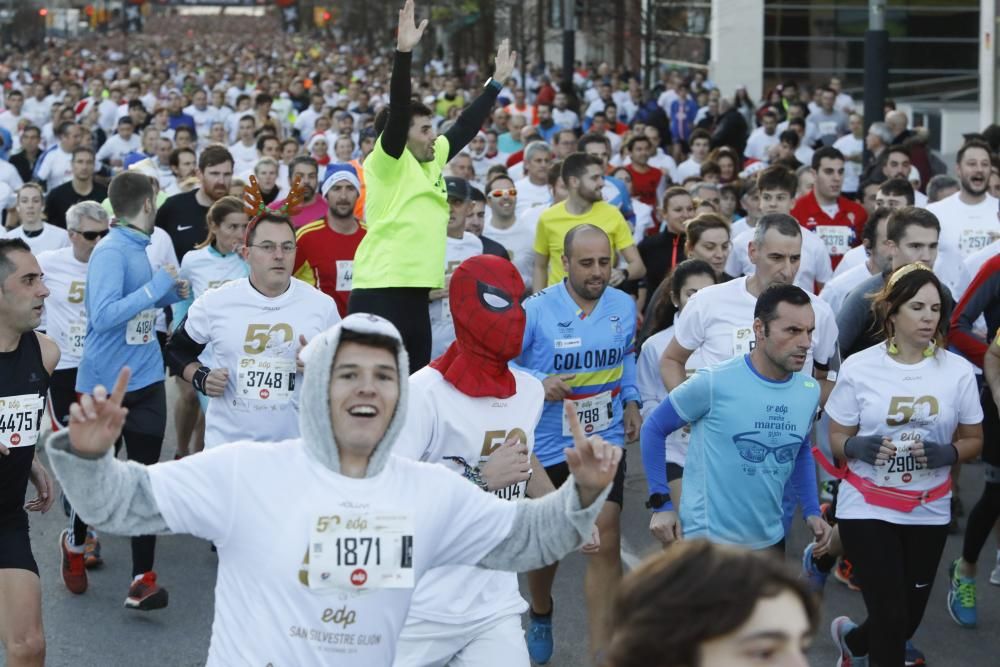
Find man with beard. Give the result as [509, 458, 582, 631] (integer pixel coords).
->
[928, 139, 999, 295]
[270, 156, 325, 229]
[293, 167, 366, 317]
[155, 146, 234, 262]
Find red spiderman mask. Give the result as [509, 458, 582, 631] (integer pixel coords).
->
[430, 255, 525, 398]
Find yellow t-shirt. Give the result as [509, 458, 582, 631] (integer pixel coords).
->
[354, 134, 451, 289]
[533, 200, 635, 286]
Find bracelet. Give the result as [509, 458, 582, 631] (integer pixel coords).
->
[484, 77, 502, 92]
[191, 365, 212, 396]
[443, 456, 490, 491]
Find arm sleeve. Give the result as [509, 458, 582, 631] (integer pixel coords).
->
[476, 476, 610, 572]
[950, 260, 1000, 369]
[46, 430, 171, 536]
[640, 396, 687, 498]
[790, 438, 821, 518]
[444, 86, 500, 162]
[379, 50, 414, 160]
[86, 251, 177, 332]
[164, 317, 208, 377]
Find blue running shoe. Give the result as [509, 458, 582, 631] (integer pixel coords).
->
[801, 542, 829, 593]
[947, 559, 977, 628]
[526, 608, 554, 665]
[904, 640, 926, 666]
[831, 616, 869, 666]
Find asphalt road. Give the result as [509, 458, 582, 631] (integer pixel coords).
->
[9, 385, 1000, 666]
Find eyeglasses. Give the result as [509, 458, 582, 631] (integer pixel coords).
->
[732, 432, 801, 465]
[249, 242, 296, 254]
[488, 188, 517, 199]
[71, 229, 109, 241]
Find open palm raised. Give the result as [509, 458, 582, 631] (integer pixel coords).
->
[68, 367, 131, 457]
[562, 400, 622, 505]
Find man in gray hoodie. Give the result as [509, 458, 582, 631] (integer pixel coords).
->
[46, 313, 617, 665]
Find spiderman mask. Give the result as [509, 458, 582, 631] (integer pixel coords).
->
[430, 255, 526, 398]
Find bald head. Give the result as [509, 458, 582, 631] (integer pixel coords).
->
[885, 110, 908, 136]
[564, 223, 611, 258]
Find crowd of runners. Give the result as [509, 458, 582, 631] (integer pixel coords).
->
[1, 2, 999, 665]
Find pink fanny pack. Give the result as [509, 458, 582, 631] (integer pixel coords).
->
[812, 447, 951, 513]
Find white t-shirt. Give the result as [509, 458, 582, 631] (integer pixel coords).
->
[146, 227, 179, 335]
[825, 344, 982, 525]
[430, 234, 483, 358]
[485, 215, 537, 291]
[4, 223, 70, 254]
[95, 133, 141, 165]
[35, 146, 74, 190]
[730, 217, 751, 239]
[928, 192, 1000, 294]
[182, 278, 341, 448]
[630, 199, 656, 243]
[552, 108, 580, 131]
[183, 104, 219, 142]
[725, 228, 832, 293]
[819, 262, 873, 316]
[148, 440, 517, 666]
[675, 158, 702, 183]
[37, 247, 88, 370]
[744, 128, 779, 162]
[514, 177, 552, 219]
[179, 246, 249, 302]
[832, 134, 863, 193]
[674, 275, 838, 370]
[396, 367, 542, 625]
[831, 244, 866, 279]
[228, 140, 259, 176]
[637, 324, 704, 466]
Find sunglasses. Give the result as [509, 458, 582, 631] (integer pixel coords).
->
[488, 188, 517, 199]
[73, 229, 109, 241]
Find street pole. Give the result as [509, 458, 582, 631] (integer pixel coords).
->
[863, 0, 888, 138]
[562, 0, 574, 97]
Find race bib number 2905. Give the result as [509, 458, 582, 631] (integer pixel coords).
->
[878, 441, 934, 488]
[308, 513, 414, 591]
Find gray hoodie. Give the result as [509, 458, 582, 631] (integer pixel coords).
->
[47, 313, 608, 573]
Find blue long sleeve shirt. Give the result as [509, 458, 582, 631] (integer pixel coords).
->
[76, 225, 181, 394]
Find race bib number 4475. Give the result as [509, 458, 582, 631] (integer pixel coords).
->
[0, 394, 45, 448]
[308, 513, 414, 591]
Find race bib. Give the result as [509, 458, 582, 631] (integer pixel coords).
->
[562, 390, 614, 437]
[125, 309, 157, 345]
[816, 225, 852, 256]
[959, 229, 995, 256]
[336, 260, 354, 292]
[236, 356, 296, 403]
[308, 513, 414, 591]
[0, 394, 45, 448]
[878, 441, 935, 488]
[732, 326, 756, 357]
[68, 319, 87, 356]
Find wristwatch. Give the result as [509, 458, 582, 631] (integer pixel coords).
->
[484, 77, 501, 91]
[645, 492, 672, 510]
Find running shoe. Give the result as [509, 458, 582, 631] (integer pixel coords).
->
[989, 551, 1000, 586]
[904, 640, 926, 666]
[833, 557, 861, 591]
[526, 606, 554, 665]
[947, 559, 976, 628]
[59, 529, 88, 594]
[830, 616, 868, 666]
[801, 542, 828, 593]
[83, 529, 103, 569]
[125, 572, 169, 611]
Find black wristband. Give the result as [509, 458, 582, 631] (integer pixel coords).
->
[191, 365, 212, 396]
[621, 268, 630, 281]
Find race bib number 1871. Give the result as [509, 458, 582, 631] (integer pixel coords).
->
[308, 513, 414, 591]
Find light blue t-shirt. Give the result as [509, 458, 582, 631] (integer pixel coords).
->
[669, 355, 820, 549]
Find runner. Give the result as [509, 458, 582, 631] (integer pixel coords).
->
[350, 0, 516, 373]
[3, 184, 70, 254]
[292, 166, 366, 317]
[483, 173, 536, 291]
[641, 283, 831, 553]
[76, 171, 189, 611]
[605, 541, 818, 667]
[682, 213, 732, 281]
[514, 224, 642, 663]
[636, 259, 716, 523]
[532, 153, 644, 291]
[818, 207, 893, 315]
[395, 255, 562, 664]
[270, 156, 326, 228]
[636, 187, 695, 311]
[37, 202, 110, 584]
[46, 313, 619, 665]
[0, 238, 58, 667]
[166, 200, 340, 450]
[826, 265, 982, 666]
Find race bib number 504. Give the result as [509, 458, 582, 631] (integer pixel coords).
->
[308, 513, 414, 591]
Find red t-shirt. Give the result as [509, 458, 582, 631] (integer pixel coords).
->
[626, 164, 663, 208]
[790, 190, 868, 269]
[292, 219, 366, 316]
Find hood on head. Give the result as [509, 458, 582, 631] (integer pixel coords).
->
[298, 313, 410, 476]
